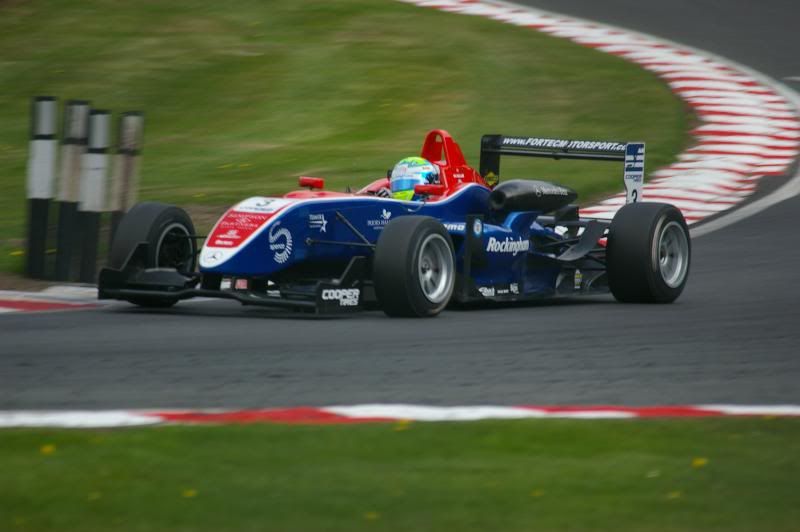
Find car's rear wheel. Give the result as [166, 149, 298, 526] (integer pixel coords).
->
[109, 202, 196, 308]
[373, 216, 455, 317]
[607, 202, 690, 303]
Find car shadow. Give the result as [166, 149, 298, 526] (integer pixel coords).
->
[107, 293, 616, 321]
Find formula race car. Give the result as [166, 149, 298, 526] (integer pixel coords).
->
[99, 130, 691, 317]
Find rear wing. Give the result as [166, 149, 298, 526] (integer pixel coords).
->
[479, 134, 645, 203]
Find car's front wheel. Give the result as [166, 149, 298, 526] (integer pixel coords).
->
[373, 216, 455, 317]
[109, 202, 196, 308]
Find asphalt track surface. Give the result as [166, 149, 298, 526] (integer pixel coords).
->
[1, 0, 799, 409]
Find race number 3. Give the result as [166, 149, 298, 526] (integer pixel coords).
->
[624, 143, 645, 204]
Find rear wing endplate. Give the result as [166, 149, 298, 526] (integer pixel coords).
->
[479, 134, 645, 203]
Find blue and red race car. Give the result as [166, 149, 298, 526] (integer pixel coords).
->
[99, 130, 691, 317]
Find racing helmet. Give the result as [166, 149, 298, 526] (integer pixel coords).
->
[390, 157, 439, 201]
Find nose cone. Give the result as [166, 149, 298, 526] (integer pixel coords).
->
[199, 197, 295, 269]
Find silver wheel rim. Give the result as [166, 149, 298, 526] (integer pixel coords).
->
[417, 233, 454, 304]
[657, 221, 689, 288]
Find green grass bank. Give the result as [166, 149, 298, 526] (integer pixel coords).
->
[2, 418, 798, 531]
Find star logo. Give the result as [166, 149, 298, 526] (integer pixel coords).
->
[308, 213, 328, 233]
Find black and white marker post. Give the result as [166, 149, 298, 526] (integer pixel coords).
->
[77, 110, 111, 284]
[108, 111, 144, 245]
[54, 100, 90, 281]
[25, 96, 58, 279]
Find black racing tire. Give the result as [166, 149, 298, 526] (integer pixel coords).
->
[373, 216, 456, 317]
[109, 202, 196, 308]
[607, 202, 691, 303]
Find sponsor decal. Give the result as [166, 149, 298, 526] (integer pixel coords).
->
[453, 172, 465, 180]
[321, 288, 360, 307]
[502, 137, 626, 153]
[574, 269, 583, 290]
[444, 222, 466, 232]
[473, 219, 483, 236]
[486, 236, 530, 256]
[625, 148, 645, 177]
[478, 286, 495, 297]
[269, 221, 293, 264]
[308, 213, 328, 233]
[624, 143, 645, 203]
[203, 251, 223, 263]
[212, 228, 240, 247]
[367, 209, 393, 229]
[484, 171, 499, 187]
[479, 284, 518, 297]
[534, 185, 570, 197]
[208, 211, 273, 248]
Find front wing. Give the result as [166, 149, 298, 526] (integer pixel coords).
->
[98, 243, 369, 314]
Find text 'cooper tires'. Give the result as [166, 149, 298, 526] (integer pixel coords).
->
[607, 202, 691, 303]
[109, 202, 197, 308]
[373, 216, 456, 317]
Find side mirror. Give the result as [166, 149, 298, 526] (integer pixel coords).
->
[414, 184, 446, 197]
[299, 176, 325, 190]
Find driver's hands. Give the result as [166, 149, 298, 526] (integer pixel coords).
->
[374, 187, 391, 198]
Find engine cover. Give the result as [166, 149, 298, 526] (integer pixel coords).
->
[489, 179, 577, 214]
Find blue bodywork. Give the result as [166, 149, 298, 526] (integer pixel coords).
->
[198, 183, 580, 301]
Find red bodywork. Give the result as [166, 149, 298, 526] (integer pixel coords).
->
[284, 130, 490, 201]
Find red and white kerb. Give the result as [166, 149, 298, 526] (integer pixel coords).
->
[1, 404, 799, 427]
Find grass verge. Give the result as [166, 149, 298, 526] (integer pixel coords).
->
[2, 418, 798, 531]
[0, 0, 689, 277]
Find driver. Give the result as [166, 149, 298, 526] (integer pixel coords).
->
[389, 157, 440, 200]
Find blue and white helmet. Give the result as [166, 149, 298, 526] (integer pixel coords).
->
[390, 157, 439, 201]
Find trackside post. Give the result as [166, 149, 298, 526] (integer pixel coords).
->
[77, 110, 111, 283]
[54, 100, 90, 281]
[25, 96, 58, 278]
